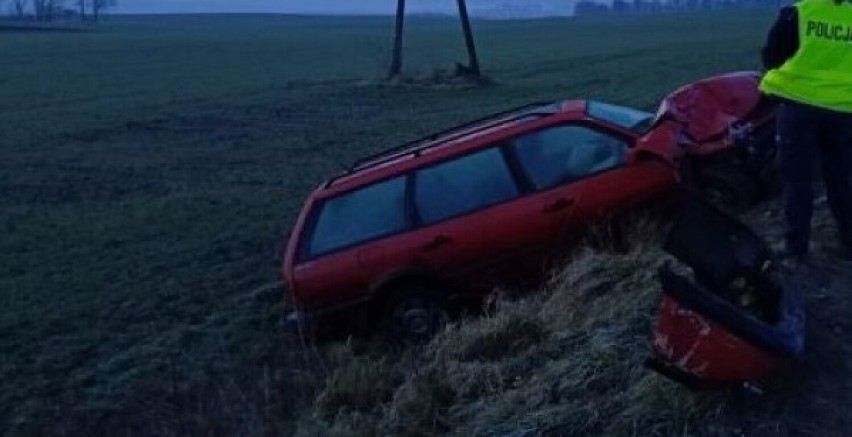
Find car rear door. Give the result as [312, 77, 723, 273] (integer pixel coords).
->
[400, 146, 522, 289]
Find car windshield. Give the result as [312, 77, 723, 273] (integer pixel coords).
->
[586, 101, 654, 134]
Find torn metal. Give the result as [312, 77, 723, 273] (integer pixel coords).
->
[648, 191, 806, 388]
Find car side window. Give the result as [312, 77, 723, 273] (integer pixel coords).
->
[512, 125, 628, 190]
[308, 176, 408, 257]
[415, 147, 519, 225]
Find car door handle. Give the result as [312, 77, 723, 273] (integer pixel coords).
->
[542, 198, 574, 214]
[421, 235, 453, 251]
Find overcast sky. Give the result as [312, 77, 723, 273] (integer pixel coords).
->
[115, 1, 573, 15]
[117, 1, 470, 15]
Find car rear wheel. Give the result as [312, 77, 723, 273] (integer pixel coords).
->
[381, 286, 450, 344]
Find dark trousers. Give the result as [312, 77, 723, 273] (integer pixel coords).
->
[777, 100, 852, 254]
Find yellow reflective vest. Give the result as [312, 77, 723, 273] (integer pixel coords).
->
[760, 0, 852, 113]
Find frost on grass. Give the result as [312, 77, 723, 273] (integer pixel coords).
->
[294, 219, 743, 436]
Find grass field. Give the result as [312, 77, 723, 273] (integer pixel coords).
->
[5, 10, 839, 436]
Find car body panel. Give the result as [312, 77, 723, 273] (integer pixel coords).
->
[648, 192, 805, 388]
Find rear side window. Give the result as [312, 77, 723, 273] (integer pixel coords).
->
[415, 148, 519, 225]
[513, 125, 628, 190]
[308, 177, 408, 257]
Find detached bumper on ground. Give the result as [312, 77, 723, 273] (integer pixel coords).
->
[648, 191, 806, 388]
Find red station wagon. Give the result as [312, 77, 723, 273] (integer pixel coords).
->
[283, 72, 778, 342]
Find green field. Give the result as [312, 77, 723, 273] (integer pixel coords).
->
[5, 11, 843, 436]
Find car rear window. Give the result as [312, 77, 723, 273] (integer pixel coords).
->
[415, 147, 519, 225]
[307, 176, 408, 257]
[586, 101, 654, 134]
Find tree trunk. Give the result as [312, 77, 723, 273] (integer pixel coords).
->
[388, 0, 406, 79]
[456, 0, 481, 77]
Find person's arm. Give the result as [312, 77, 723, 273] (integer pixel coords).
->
[762, 7, 800, 70]
[763, 6, 799, 70]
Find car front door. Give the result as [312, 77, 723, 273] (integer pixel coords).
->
[511, 123, 665, 220]
[476, 124, 667, 285]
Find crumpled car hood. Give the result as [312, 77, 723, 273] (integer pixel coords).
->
[655, 71, 767, 156]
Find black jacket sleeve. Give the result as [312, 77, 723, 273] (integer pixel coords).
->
[762, 7, 800, 70]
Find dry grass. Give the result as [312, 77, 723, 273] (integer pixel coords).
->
[286, 216, 750, 436]
[51, 202, 847, 436]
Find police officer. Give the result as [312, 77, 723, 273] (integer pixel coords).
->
[760, 0, 852, 260]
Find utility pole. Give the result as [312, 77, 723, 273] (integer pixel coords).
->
[456, 0, 482, 77]
[388, 0, 406, 79]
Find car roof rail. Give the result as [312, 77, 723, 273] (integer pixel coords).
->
[323, 101, 559, 187]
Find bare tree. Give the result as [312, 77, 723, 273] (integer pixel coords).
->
[92, 0, 115, 22]
[35, 0, 44, 20]
[46, 0, 63, 21]
[33, 0, 44, 19]
[76, 0, 85, 21]
[30, 0, 63, 21]
[12, 0, 27, 19]
[456, 0, 481, 78]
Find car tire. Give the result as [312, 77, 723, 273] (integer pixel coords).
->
[381, 285, 450, 345]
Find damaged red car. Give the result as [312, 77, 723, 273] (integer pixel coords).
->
[282, 71, 779, 342]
